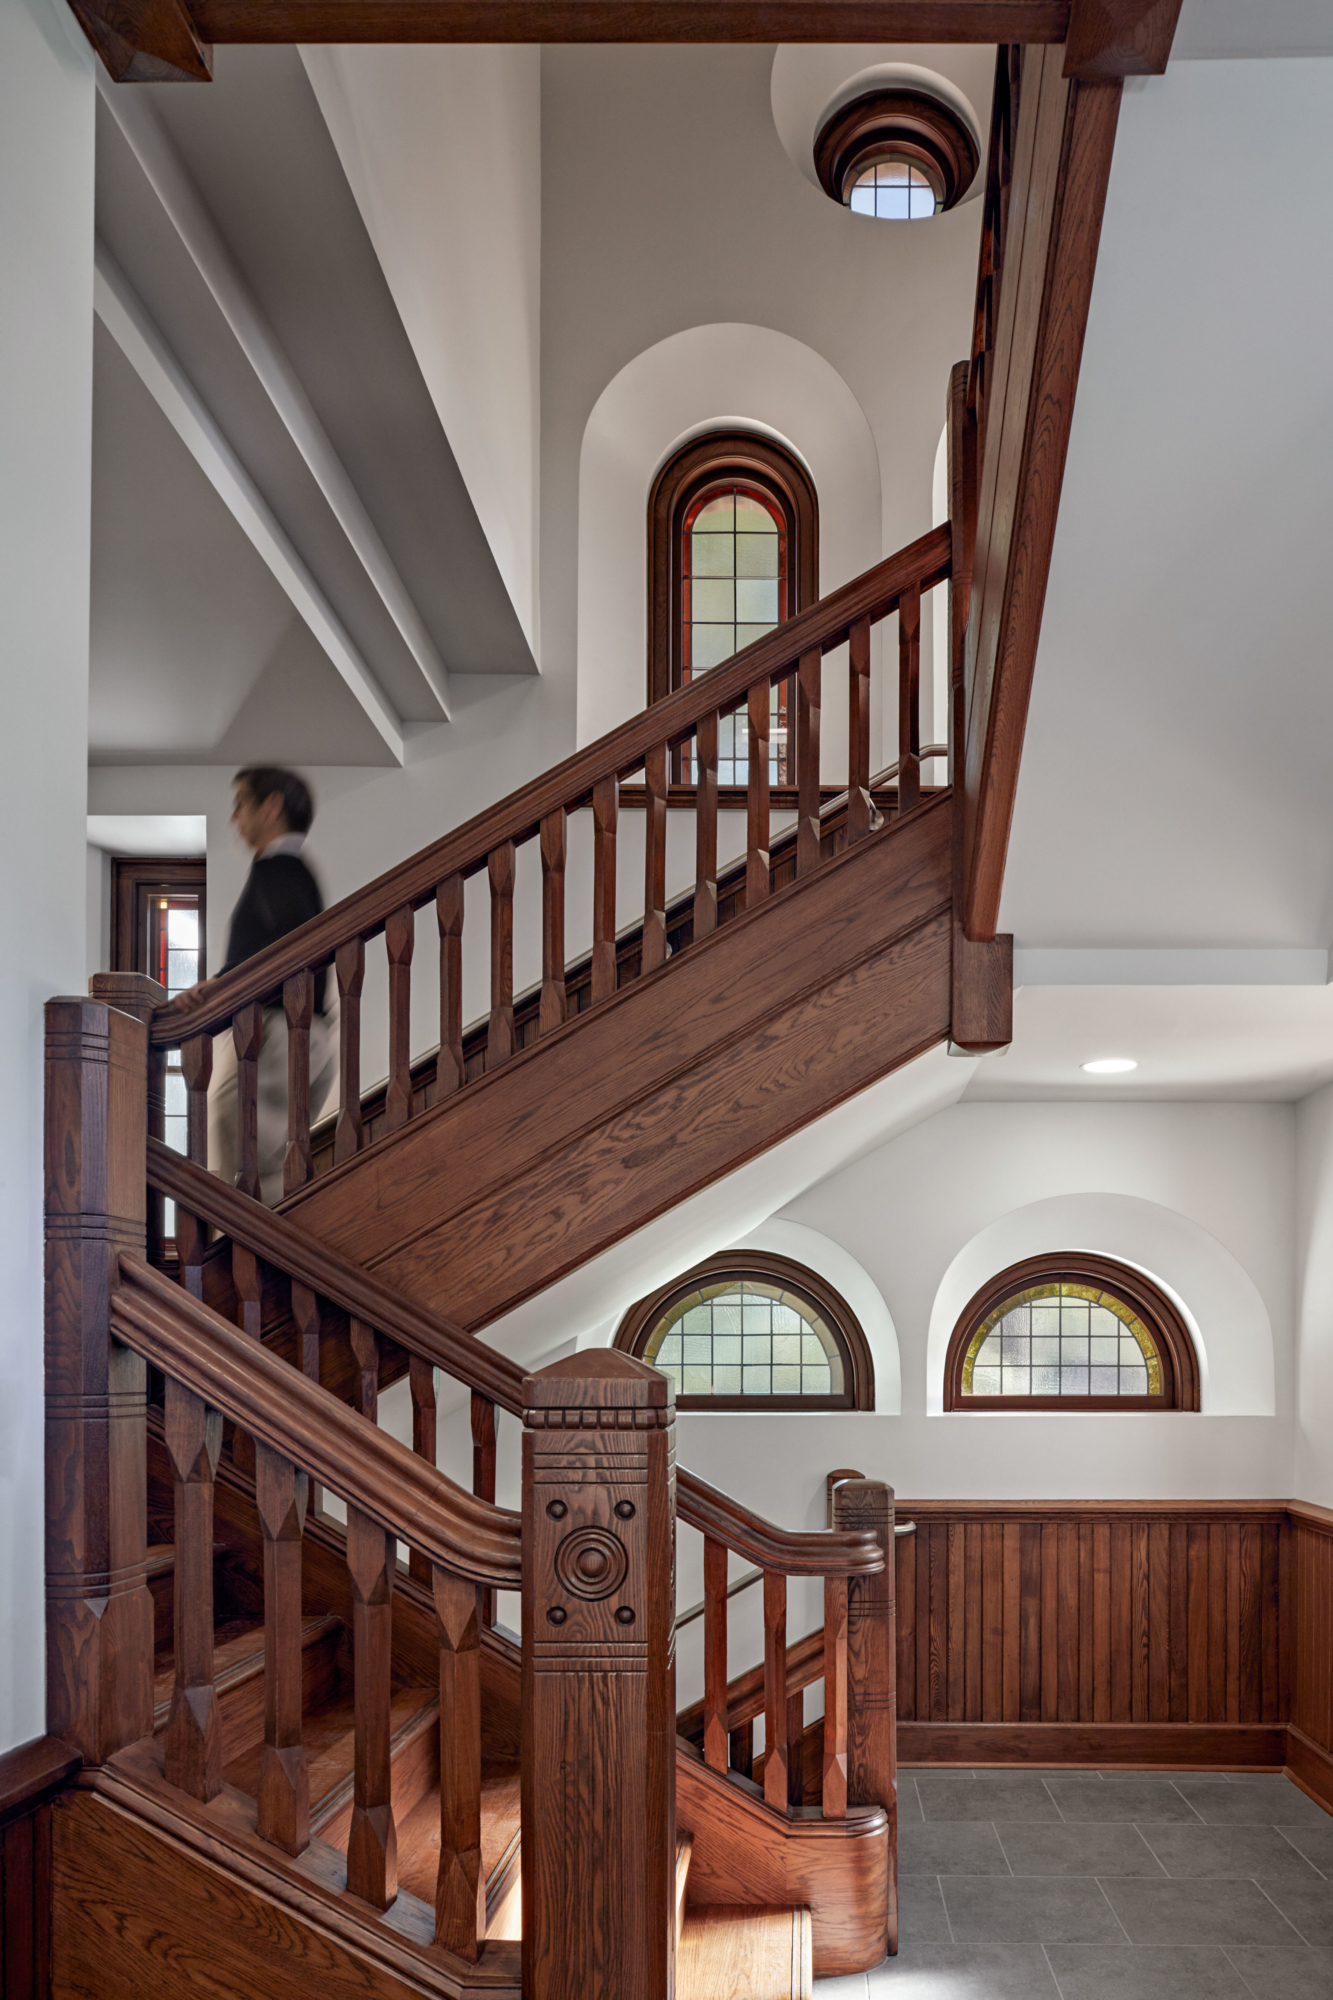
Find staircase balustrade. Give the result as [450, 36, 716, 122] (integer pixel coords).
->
[109, 1253, 521, 1965]
[146, 525, 950, 1207]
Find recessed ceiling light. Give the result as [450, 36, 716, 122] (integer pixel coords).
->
[1081, 1057, 1138, 1075]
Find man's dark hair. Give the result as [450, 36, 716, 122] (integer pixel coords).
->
[234, 766, 315, 837]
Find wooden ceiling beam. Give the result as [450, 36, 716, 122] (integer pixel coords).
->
[74, 0, 1071, 73]
[1064, 0, 1182, 78]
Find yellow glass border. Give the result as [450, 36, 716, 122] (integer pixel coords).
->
[644, 1276, 844, 1396]
[960, 1279, 1163, 1398]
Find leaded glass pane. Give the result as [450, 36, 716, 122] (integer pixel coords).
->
[959, 1276, 1170, 1401]
[642, 1274, 847, 1399]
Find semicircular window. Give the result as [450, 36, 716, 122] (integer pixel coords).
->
[944, 1255, 1199, 1411]
[615, 1252, 874, 1410]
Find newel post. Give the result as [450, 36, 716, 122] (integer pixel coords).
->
[44, 997, 154, 1763]
[521, 1351, 676, 2000]
[834, 1476, 898, 1955]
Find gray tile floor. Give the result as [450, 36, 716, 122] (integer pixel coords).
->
[813, 1769, 1333, 1999]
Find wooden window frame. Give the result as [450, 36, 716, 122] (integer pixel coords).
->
[647, 430, 818, 729]
[111, 857, 208, 981]
[944, 1252, 1200, 1413]
[614, 1250, 874, 1413]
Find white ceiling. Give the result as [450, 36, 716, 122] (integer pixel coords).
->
[966, 984, 1333, 1104]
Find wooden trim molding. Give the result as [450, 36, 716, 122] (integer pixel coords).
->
[615, 1250, 875, 1412]
[814, 89, 980, 211]
[0, 1736, 78, 2000]
[943, 1251, 1200, 1412]
[647, 430, 818, 714]
[110, 857, 206, 983]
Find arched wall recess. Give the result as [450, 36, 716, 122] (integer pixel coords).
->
[770, 46, 991, 200]
[925, 1194, 1276, 1417]
[576, 322, 881, 750]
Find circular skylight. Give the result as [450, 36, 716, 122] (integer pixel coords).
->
[847, 157, 940, 221]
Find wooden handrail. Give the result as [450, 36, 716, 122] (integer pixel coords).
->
[677, 1467, 882, 1578]
[111, 1254, 522, 1588]
[151, 524, 950, 1049]
[146, 1137, 526, 1416]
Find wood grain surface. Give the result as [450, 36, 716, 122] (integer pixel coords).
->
[677, 1902, 811, 2000]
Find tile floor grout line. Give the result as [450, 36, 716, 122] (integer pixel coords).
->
[1273, 1821, 1330, 1881]
[1128, 1819, 1170, 1875]
[1219, 1943, 1266, 1999]
[1092, 1873, 1136, 1945]
[937, 1871, 956, 1945]
[1251, 1873, 1314, 1944]
[1040, 1941, 1070, 1999]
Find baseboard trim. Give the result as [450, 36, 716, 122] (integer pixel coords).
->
[1286, 1725, 1333, 1814]
[898, 1722, 1288, 1769]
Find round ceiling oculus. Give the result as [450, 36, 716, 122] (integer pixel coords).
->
[814, 88, 980, 219]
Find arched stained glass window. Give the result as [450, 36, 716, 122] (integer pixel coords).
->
[615, 1252, 873, 1411]
[648, 433, 818, 792]
[944, 1255, 1199, 1412]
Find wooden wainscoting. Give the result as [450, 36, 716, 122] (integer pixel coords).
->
[895, 1502, 1289, 1769]
[1287, 1501, 1333, 1812]
[0, 1736, 80, 1999]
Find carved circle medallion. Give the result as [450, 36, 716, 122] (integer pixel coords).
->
[554, 1526, 630, 1601]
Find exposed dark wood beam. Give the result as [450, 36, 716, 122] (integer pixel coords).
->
[70, 0, 211, 78]
[74, 0, 1070, 71]
[961, 42, 1122, 940]
[1064, 0, 1183, 78]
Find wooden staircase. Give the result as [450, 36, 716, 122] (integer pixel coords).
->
[38, 39, 1125, 1992]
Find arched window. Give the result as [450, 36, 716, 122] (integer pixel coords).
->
[648, 433, 818, 787]
[615, 1251, 873, 1411]
[944, 1254, 1200, 1412]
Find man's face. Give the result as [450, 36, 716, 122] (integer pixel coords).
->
[231, 784, 286, 853]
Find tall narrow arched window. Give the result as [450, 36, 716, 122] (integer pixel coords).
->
[648, 433, 818, 788]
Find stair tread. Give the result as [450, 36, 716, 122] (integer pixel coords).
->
[152, 1612, 341, 1722]
[675, 1833, 694, 1949]
[393, 1758, 521, 1922]
[678, 1904, 813, 2000]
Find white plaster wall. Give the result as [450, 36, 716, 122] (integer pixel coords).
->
[85, 844, 111, 983]
[302, 45, 542, 656]
[0, 0, 95, 1755]
[1295, 1081, 1333, 1508]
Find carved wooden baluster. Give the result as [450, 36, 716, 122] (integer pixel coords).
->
[256, 1441, 310, 1855]
[762, 1568, 789, 1812]
[471, 1391, 497, 1628]
[833, 1478, 897, 1951]
[350, 1318, 379, 1424]
[178, 1033, 212, 1300]
[848, 615, 873, 843]
[746, 682, 771, 908]
[591, 774, 618, 1004]
[283, 968, 314, 1197]
[436, 874, 464, 1096]
[232, 1001, 263, 1202]
[334, 938, 364, 1164]
[233, 1239, 262, 1345]
[471, 1390, 497, 1505]
[787, 1684, 806, 1809]
[642, 742, 668, 974]
[703, 1536, 729, 1774]
[434, 1569, 484, 1959]
[384, 904, 414, 1133]
[291, 1280, 322, 1516]
[898, 583, 921, 815]
[694, 709, 719, 941]
[164, 1379, 223, 1802]
[822, 1572, 849, 1820]
[346, 1504, 397, 1910]
[539, 808, 567, 1037]
[408, 1356, 437, 1587]
[729, 1720, 754, 1780]
[488, 842, 515, 1067]
[796, 646, 823, 878]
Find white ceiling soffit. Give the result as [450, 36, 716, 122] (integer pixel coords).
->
[88, 814, 207, 857]
[94, 244, 405, 763]
[93, 48, 538, 745]
[1174, 0, 1333, 59]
